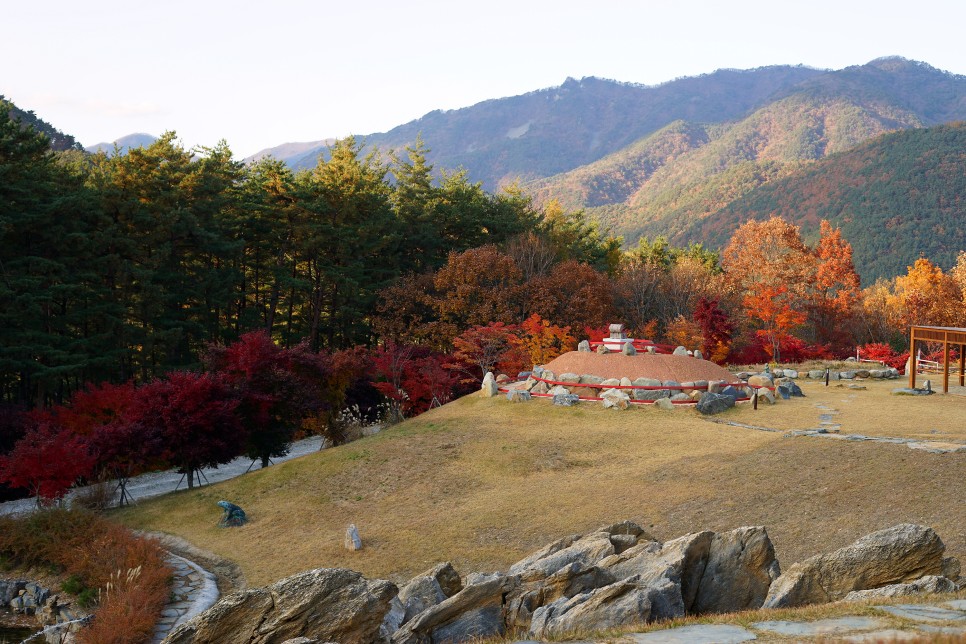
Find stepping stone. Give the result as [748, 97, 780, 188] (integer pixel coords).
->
[875, 605, 966, 622]
[920, 625, 966, 634]
[628, 624, 757, 643]
[752, 616, 886, 636]
[839, 629, 922, 642]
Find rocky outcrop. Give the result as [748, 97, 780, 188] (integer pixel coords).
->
[163, 568, 397, 644]
[692, 527, 780, 614]
[396, 563, 462, 624]
[763, 524, 949, 608]
[529, 577, 663, 638]
[842, 575, 958, 601]
[164, 522, 959, 644]
[391, 574, 517, 644]
[508, 531, 615, 579]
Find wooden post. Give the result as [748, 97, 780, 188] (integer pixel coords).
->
[943, 337, 950, 394]
[908, 328, 917, 389]
[959, 342, 965, 387]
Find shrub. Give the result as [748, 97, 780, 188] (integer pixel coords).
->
[0, 508, 171, 644]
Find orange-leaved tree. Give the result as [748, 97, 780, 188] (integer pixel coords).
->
[515, 314, 576, 367]
[888, 257, 964, 329]
[811, 220, 861, 348]
[744, 284, 807, 362]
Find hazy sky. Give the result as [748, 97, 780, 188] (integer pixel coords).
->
[5, 0, 966, 158]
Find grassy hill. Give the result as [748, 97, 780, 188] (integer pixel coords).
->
[115, 379, 965, 589]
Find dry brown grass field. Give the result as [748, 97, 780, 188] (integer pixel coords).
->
[115, 377, 966, 590]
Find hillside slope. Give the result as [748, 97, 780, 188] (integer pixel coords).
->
[527, 59, 966, 237]
[116, 382, 965, 588]
[690, 122, 966, 282]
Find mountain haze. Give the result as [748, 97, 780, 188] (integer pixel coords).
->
[281, 66, 824, 187]
[86, 133, 158, 155]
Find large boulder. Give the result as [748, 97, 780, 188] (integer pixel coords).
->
[692, 527, 780, 614]
[599, 531, 712, 617]
[391, 575, 517, 644]
[504, 562, 615, 629]
[696, 392, 735, 415]
[763, 524, 949, 608]
[529, 576, 671, 638]
[396, 563, 462, 624]
[163, 568, 397, 644]
[842, 575, 958, 601]
[509, 532, 615, 579]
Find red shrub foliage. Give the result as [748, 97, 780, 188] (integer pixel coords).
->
[0, 414, 96, 503]
[858, 343, 910, 370]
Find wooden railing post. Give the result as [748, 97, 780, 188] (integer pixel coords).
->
[908, 327, 917, 389]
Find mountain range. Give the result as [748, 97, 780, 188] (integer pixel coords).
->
[250, 57, 966, 282]
[10, 56, 966, 282]
[85, 133, 158, 155]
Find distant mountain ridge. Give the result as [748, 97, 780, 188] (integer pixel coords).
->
[260, 65, 824, 186]
[244, 139, 335, 165]
[86, 133, 158, 155]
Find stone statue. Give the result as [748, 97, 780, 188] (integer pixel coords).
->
[217, 500, 248, 527]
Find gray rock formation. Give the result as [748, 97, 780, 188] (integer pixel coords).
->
[396, 562, 462, 624]
[842, 575, 958, 601]
[696, 392, 735, 415]
[763, 524, 949, 608]
[391, 575, 517, 644]
[692, 527, 780, 613]
[529, 576, 673, 638]
[509, 532, 615, 579]
[164, 568, 396, 644]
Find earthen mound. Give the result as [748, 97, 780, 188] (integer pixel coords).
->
[541, 352, 735, 383]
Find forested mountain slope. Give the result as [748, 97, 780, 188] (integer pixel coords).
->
[690, 122, 966, 282]
[278, 66, 823, 187]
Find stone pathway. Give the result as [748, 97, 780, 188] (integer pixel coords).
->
[706, 400, 966, 454]
[151, 552, 219, 643]
[600, 600, 966, 642]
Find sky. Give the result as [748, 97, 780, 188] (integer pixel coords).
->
[5, 0, 966, 159]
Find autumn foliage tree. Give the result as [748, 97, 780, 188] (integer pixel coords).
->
[693, 297, 734, 363]
[448, 322, 521, 383]
[515, 315, 576, 367]
[204, 332, 330, 467]
[743, 284, 807, 362]
[125, 372, 242, 489]
[0, 415, 95, 504]
[811, 220, 861, 348]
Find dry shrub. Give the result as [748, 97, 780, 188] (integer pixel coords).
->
[72, 480, 117, 513]
[0, 508, 171, 644]
[76, 559, 170, 644]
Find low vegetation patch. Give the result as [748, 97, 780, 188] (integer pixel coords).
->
[0, 508, 171, 644]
